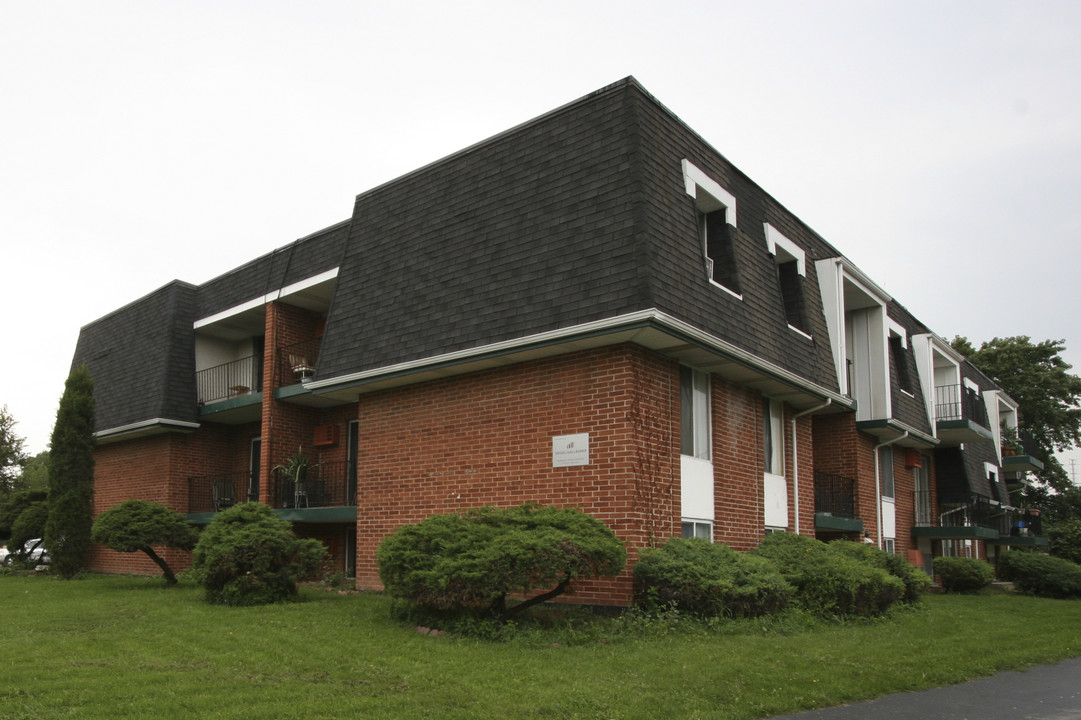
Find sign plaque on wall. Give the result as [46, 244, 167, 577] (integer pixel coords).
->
[552, 433, 590, 467]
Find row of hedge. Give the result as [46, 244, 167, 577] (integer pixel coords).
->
[634, 533, 931, 619]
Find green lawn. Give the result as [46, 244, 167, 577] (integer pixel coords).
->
[3, 575, 1081, 719]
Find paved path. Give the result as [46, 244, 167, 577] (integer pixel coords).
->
[767, 657, 1081, 719]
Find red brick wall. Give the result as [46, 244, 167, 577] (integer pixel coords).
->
[352, 344, 680, 606]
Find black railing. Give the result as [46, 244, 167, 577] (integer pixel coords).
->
[274, 460, 354, 509]
[188, 471, 258, 513]
[278, 338, 321, 387]
[938, 496, 995, 529]
[913, 489, 933, 526]
[814, 471, 856, 518]
[990, 508, 1044, 538]
[934, 384, 989, 427]
[196, 356, 261, 404]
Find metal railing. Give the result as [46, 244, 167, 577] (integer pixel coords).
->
[814, 471, 856, 518]
[196, 356, 261, 404]
[934, 384, 989, 427]
[990, 508, 1044, 538]
[278, 338, 321, 387]
[937, 496, 995, 529]
[274, 460, 354, 509]
[913, 488, 933, 526]
[188, 471, 258, 513]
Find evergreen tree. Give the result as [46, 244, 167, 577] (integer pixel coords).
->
[44, 365, 96, 579]
[0, 405, 28, 497]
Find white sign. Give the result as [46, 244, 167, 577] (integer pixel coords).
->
[552, 433, 590, 467]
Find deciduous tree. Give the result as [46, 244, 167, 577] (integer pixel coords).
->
[951, 336, 1081, 490]
[43, 365, 96, 579]
[0, 405, 27, 496]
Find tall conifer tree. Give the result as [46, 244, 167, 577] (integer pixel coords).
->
[44, 365, 95, 578]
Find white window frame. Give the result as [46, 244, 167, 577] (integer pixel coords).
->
[681, 519, 713, 541]
[682, 159, 742, 300]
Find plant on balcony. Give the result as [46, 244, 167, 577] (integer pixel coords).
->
[1000, 422, 1023, 457]
[90, 500, 198, 586]
[274, 446, 310, 492]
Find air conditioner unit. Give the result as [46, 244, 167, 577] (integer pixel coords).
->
[313, 424, 339, 447]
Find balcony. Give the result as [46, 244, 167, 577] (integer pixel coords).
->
[934, 384, 992, 445]
[188, 471, 258, 514]
[911, 494, 1000, 541]
[197, 356, 262, 405]
[813, 471, 863, 533]
[273, 460, 356, 522]
[989, 508, 1048, 547]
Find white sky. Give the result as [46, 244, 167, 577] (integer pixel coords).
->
[2, 0, 1079, 477]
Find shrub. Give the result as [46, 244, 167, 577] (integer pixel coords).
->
[1047, 520, 1081, 566]
[633, 538, 790, 618]
[8, 502, 48, 564]
[828, 541, 931, 603]
[751, 533, 904, 617]
[192, 502, 326, 605]
[998, 551, 1081, 599]
[91, 500, 199, 585]
[377, 504, 626, 622]
[932, 556, 993, 593]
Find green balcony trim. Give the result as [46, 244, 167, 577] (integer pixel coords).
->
[198, 392, 263, 416]
[187, 505, 356, 526]
[910, 525, 1000, 541]
[814, 513, 864, 533]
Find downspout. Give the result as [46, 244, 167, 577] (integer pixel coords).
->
[791, 399, 832, 535]
[873, 431, 909, 548]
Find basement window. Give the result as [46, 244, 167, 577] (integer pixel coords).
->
[764, 223, 810, 336]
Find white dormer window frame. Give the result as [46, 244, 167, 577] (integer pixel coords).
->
[764, 223, 806, 276]
[682, 160, 737, 227]
[764, 223, 811, 338]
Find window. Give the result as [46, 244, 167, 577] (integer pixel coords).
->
[883, 538, 896, 554]
[878, 446, 895, 499]
[887, 322, 913, 394]
[680, 367, 711, 460]
[764, 224, 809, 335]
[700, 210, 741, 293]
[682, 159, 741, 298]
[763, 398, 784, 475]
[682, 520, 712, 540]
[764, 527, 786, 536]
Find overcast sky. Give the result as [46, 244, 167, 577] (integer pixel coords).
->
[2, 0, 1079, 477]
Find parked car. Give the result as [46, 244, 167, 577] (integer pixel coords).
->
[0, 538, 48, 564]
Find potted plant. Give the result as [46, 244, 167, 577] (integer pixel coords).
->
[1000, 423, 1023, 457]
[274, 446, 310, 506]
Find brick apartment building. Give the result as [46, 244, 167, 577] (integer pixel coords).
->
[71, 78, 1045, 605]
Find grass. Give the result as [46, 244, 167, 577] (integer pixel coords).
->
[3, 575, 1081, 719]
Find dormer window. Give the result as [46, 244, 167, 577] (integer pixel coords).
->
[888, 323, 913, 394]
[682, 159, 741, 299]
[764, 223, 809, 336]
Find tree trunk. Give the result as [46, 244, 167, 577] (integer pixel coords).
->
[499, 573, 572, 621]
[141, 546, 177, 585]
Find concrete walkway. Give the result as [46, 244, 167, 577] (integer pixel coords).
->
[768, 657, 1081, 719]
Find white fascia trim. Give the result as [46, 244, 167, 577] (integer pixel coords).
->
[308, 308, 849, 405]
[95, 418, 201, 439]
[964, 377, 981, 393]
[682, 159, 737, 227]
[837, 257, 892, 304]
[194, 267, 340, 329]
[886, 318, 907, 347]
[763, 223, 806, 276]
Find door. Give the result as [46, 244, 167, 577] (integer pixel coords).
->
[249, 437, 261, 502]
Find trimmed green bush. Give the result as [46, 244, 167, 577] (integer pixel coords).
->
[377, 504, 626, 621]
[828, 541, 931, 603]
[751, 533, 904, 617]
[91, 500, 199, 585]
[998, 551, 1081, 599]
[8, 502, 48, 563]
[932, 556, 993, 593]
[633, 538, 790, 617]
[192, 502, 326, 605]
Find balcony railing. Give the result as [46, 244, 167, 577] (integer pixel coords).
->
[274, 460, 354, 509]
[814, 471, 856, 518]
[913, 488, 933, 526]
[936, 496, 996, 529]
[278, 338, 321, 387]
[989, 508, 1044, 538]
[188, 471, 258, 513]
[934, 384, 989, 427]
[197, 356, 261, 404]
